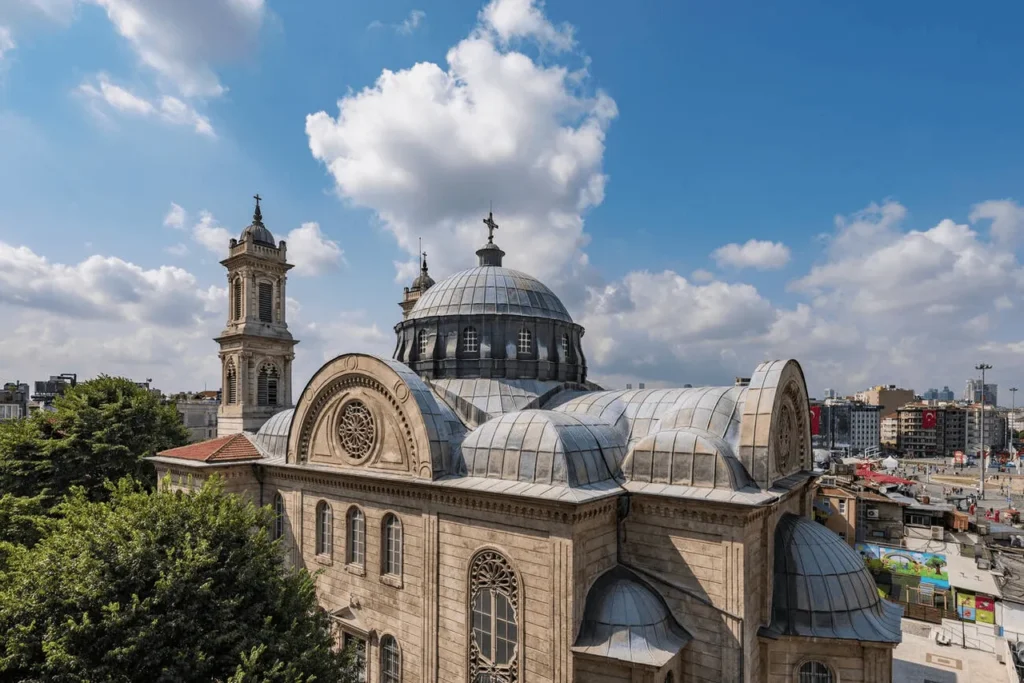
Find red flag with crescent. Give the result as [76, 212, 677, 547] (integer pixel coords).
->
[810, 406, 821, 435]
[922, 409, 937, 429]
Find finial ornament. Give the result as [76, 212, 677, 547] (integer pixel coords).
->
[253, 194, 263, 224]
[421, 250, 429, 273]
[483, 211, 499, 244]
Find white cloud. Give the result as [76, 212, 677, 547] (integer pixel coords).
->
[307, 0, 614, 301]
[285, 222, 344, 276]
[369, 9, 426, 35]
[690, 268, 714, 283]
[163, 202, 186, 229]
[191, 210, 233, 255]
[165, 243, 188, 256]
[0, 25, 15, 62]
[970, 199, 1024, 246]
[712, 239, 791, 270]
[480, 0, 574, 51]
[77, 74, 215, 136]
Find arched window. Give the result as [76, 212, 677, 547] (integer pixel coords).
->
[417, 329, 429, 358]
[315, 501, 332, 556]
[561, 333, 570, 360]
[462, 327, 479, 354]
[232, 278, 242, 321]
[798, 661, 834, 683]
[382, 514, 403, 577]
[469, 550, 519, 682]
[258, 281, 273, 323]
[380, 635, 400, 683]
[347, 507, 365, 566]
[664, 673, 674, 683]
[257, 364, 279, 406]
[272, 493, 284, 540]
[517, 328, 532, 356]
[225, 361, 237, 405]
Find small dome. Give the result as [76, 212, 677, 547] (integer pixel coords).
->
[411, 271, 435, 290]
[573, 566, 690, 667]
[459, 410, 624, 486]
[406, 266, 573, 322]
[251, 408, 293, 460]
[763, 513, 902, 643]
[241, 222, 276, 247]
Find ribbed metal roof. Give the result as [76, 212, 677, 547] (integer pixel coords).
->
[458, 410, 625, 486]
[405, 266, 573, 322]
[572, 566, 690, 667]
[762, 513, 903, 643]
[251, 408, 294, 460]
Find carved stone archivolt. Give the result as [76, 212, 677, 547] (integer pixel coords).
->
[773, 378, 809, 476]
[468, 550, 521, 683]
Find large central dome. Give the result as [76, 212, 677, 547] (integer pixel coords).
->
[406, 266, 573, 322]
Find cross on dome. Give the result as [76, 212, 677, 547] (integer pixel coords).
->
[483, 211, 499, 244]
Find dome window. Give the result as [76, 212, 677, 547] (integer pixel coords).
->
[417, 330, 429, 358]
[517, 328, 532, 356]
[463, 327, 479, 355]
[561, 333, 570, 360]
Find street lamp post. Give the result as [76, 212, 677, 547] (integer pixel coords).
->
[1011, 387, 1018, 455]
[976, 363, 992, 500]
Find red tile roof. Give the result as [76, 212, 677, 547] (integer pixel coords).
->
[157, 433, 261, 463]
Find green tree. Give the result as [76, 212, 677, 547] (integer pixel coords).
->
[925, 556, 946, 574]
[0, 477, 357, 683]
[0, 376, 189, 506]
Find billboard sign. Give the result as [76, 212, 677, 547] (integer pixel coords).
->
[855, 543, 949, 589]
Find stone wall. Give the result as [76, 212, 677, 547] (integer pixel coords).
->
[763, 636, 894, 683]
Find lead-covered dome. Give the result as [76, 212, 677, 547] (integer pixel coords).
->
[406, 266, 573, 322]
[240, 198, 275, 247]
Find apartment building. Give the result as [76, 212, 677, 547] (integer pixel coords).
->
[896, 404, 965, 458]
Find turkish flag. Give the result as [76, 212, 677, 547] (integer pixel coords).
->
[922, 409, 937, 429]
[810, 406, 821, 435]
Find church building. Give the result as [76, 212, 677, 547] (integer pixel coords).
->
[152, 200, 902, 683]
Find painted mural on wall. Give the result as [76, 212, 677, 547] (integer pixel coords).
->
[856, 543, 950, 589]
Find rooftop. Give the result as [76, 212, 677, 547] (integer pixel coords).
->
[156, 433, 262, 463]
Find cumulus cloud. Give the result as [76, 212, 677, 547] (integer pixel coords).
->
[307, 0, 615, 299]
[970, 199, 1024, 246]
[712, 239, 791, 270]
[163, 202, 186, 229]
[77, 74, 214, 136]
[190, 211, 233, 255]
[0, 25, 15, 62]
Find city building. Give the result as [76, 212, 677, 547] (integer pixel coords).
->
[216, 197, 298, 436]
[964, 379, 998, 407]
[855, 490, 907, 545]
[811, 399, 880, 455]
[880, 416, 898, 448]
[175, 399, 219, 442]
[850, 403, 881, 453]
[896, 404, 965, 458]
[921, 386, 954, 401]
[965, 404, 1006, 456]
[151, 206, 901, 683]
[814, 486, 856, 544]
[855, 385, 916, 419]
[31, 373, 76, 407]
[0, 381, 30, 421]
[823, 388, 837, 399]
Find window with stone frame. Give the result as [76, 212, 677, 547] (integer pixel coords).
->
[517, 328, 532, 356]
[342, 633, 366, 683]
[380, 634, 400, 683]
[272, 493, 285, 540]
[798, 660, 834, 683]
[382, 514, 403, 577]
[560, 333, 570, 361]
[469, 550, 519, 683]
[232, 278, 242, 321]
[258, 281, 273, 323]
[257, 364, 279, 406]
[462, 327, 479, 355]
[417, 329, 429, 358]
[315, 501, 332, 556]
[347, 507, 365, 566]
[225, 361, 237, 404]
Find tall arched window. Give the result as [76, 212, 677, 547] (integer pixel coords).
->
[380, 635, 400, 683]
[225, 360, 237, 405]
[382, 514, 403, 577]
[272, 493, 284, 540]
[232, 278, 242, 321]
[798, 661, 834, 683]
[517, 328, 532, 356]
[462, 327, 479, 355]
[315, 501, 332, 556]
[417, 329, 429, 358]
[257, 364, 279, 406]
[664, 672, 674, 683]
[469, 550, 519, 683]
[560, 333, 570, 360]
[347, 507, 365, 566]
[258, 281, 273, 323]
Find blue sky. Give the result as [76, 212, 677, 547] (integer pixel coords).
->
[2, 0, 1024, 402]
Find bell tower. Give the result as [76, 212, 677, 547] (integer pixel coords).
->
[216, 195, 298, 436]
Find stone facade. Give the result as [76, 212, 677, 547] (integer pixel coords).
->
[154, 219, 899, 683]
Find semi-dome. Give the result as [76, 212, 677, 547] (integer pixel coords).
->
[251, 408, 293, 460]
[762, 513, 902, 643]
[406, 266, 573, 322]
[572, 566, 690, 667]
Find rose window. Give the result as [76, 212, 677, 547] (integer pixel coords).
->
[338, 400, 375, 459]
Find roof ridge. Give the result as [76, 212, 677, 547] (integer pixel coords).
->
[207, 433, 243, 461]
